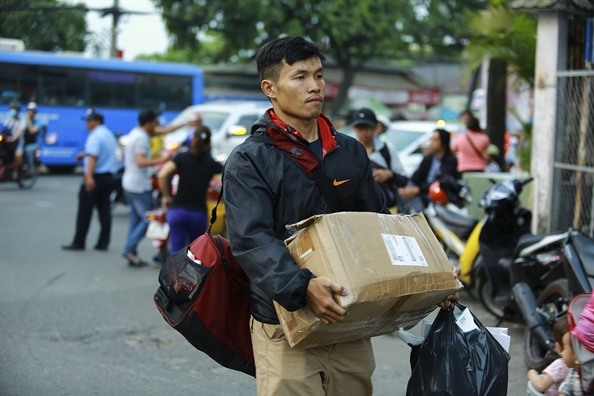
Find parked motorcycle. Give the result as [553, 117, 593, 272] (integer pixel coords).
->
[475, 177, 587, 371]
[419, 176, 482, 290]
[519, 229, 594, 370]
[0, 134, 39, 189]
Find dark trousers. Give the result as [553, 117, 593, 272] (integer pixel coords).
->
[72, 173, 114, 248]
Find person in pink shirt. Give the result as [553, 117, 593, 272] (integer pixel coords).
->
[452, 114, 490, 173]
[527, 316, 570, 395]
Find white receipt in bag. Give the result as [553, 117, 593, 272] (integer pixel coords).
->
[455, 308, 479, 333]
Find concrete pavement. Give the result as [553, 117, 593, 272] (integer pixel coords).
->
[0, 175, 530, 395]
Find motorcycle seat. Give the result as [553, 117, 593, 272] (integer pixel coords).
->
[514, 232, 565, 255]
[572, 234, 594, 277]
[433, 204, 478, 230]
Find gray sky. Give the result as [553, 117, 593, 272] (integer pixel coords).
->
[65, 0, 169, 60]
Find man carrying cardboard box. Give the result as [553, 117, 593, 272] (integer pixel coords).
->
[223, 36, 459, 396]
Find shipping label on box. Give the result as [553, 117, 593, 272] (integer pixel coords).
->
[276, 211, 462, 349]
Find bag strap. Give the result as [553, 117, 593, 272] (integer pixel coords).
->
[206, 133, 345, 234]
[213, 235, 230, 271]
[249, 134, 344, 212]
[465, 133, 485, 159]
[207, 180, 223, 235]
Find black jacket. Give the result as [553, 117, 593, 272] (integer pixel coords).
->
[223, 111, 388, 324]
[410, 152, 459, 194]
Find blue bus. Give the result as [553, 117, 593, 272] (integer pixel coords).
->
[0, 51, 203, 170]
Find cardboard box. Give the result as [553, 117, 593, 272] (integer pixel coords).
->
[275, 212, 462, 349]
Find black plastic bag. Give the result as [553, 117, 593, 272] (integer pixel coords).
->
[406, 302, 511, 396]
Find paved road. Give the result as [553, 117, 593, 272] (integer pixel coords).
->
[0, 175, 531, 395]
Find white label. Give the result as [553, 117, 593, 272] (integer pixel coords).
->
[381, 234, 428, 266]
[456, 308, 479, 333]
[146, 221, 170, 240]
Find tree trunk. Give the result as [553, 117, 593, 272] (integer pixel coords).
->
[466, 67, 481, 111]
[486, 59, 507, 169]
[329, 64, 357, 120]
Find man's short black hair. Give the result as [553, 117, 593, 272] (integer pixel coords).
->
[138, 109, 159, 126]
[256, 36, 326, 82]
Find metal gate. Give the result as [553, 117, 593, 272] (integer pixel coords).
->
[550, 70, 594, 237]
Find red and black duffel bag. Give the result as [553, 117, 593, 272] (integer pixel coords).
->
[153, 232, 255, 377]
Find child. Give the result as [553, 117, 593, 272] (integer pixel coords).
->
[559, 292, 594, 396]
[528, 317, 570, 395]
[558, 326, 582, 396]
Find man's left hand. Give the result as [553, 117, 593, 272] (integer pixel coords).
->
[84, 174, 96, 191]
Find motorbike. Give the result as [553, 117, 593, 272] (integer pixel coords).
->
[0, 134, 39, 189]
[519, 229, 593, 370]
[418, 176, 483, 290]
[475, 177, 591, 370]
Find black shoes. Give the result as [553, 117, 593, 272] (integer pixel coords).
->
[62, 244, 108, 251]
[123, 254, 148, 268]
[62, 244, 84, 251]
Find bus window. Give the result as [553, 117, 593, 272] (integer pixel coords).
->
[89, 70, 135, 108]
[39, 67, 87, 107]
[137, 74, 191, 111]
[0, 63, 39, 104]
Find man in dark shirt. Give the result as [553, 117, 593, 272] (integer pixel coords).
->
[399, 128, 459, 211]
[157, 126, 223, 254]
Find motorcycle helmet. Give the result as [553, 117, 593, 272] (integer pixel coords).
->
[428, 181, 448, 205]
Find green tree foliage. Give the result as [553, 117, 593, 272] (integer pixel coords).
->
[152, 0, 490, 117]
[403, 0, 489, 59]
[462, 3, 537, 170]
[0, 0, 88, 52]
[153, 0, 413, 116]
[463, 4, 537, 87]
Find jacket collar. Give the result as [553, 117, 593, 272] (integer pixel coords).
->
[266, 109, 338, 158]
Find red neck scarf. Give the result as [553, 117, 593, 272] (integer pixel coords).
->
[267, 110, 337, 157]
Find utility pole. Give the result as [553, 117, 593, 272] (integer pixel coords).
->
[110, 0, 120, 58]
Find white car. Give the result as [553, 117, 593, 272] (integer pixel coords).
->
[341, 120, 459, 177]
[164, 101, 270, 163]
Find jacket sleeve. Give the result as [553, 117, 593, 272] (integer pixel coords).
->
[223, 150, 315, 312]
[440, 153, 460, 180]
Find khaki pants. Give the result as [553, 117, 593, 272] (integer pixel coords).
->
[250, 317, 375, 396]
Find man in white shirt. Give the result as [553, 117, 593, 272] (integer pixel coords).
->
[121, 109, 173, 267]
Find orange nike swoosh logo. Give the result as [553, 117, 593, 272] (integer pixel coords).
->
[333, 179, 350, 186]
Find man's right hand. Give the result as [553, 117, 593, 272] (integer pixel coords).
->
[306, 277, 348, 324]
